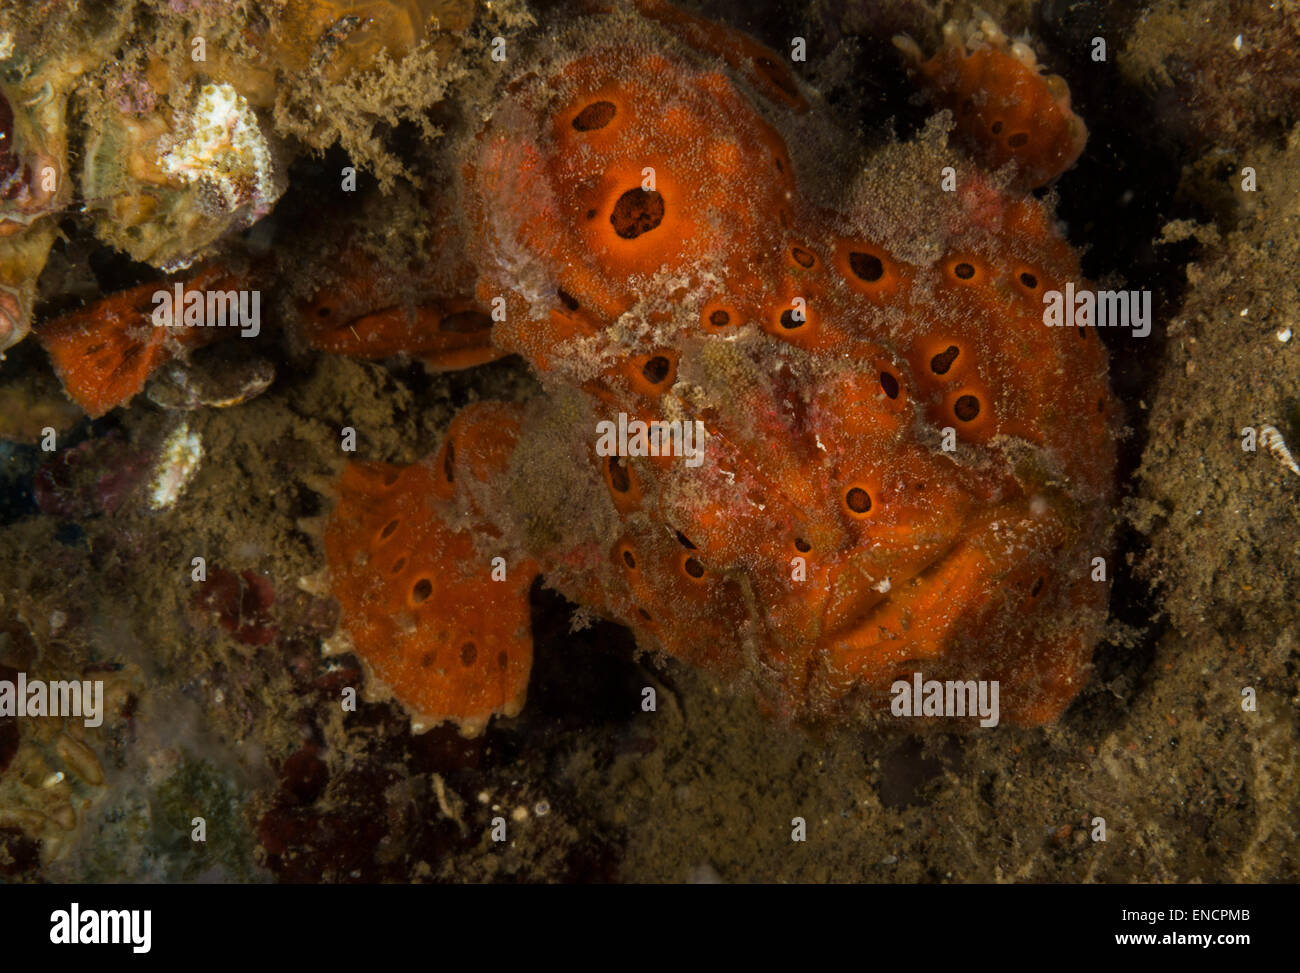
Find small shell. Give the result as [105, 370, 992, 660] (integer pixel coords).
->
[297, 568, 333, 596]
[149, 421, 204, 510]
[320, 630, 354, 656]
[55, 733, 105, 786]
[145, 356, 274, 410]
[1260, 425, 1300, 477]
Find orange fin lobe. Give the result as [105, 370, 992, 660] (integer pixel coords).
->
[324, 403, 536, 736]
[898, 18, 1087, 188]
[38, 266, 235, 417]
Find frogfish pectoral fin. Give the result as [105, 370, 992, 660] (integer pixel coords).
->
[323, 402, 536, 737]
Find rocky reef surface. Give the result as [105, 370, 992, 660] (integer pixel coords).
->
[0, 0, 1296, 882]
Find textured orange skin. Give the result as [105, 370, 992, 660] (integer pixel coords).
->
[316, 12, 1117, 732]
[914, 42, 1087, 191]
[324, 404, 537, 730]
[295, 247, 509, 370]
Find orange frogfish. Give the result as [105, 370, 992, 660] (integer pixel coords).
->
[313, 3, 1117, 735]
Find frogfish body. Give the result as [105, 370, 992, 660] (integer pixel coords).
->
[313, 2, 1117, 735]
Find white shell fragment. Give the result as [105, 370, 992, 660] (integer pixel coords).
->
[1259, 424, 1300, 478]
[145, 356, 275, 410]
[157, 82, 278, 220]
[149, 422, 204, 510]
